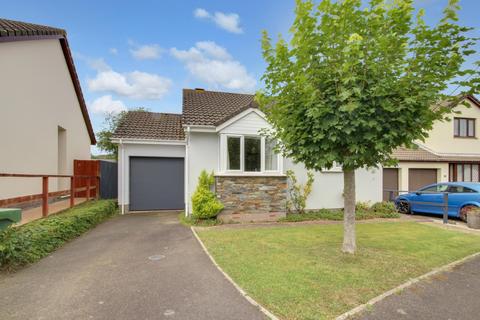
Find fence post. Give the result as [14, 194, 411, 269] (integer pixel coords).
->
[70, 176, 75, 207]
[86, 177, 91, 201]
[443, 193, 449, 224]
[96, 176, 100, 200]
[42, 176, 48, 217]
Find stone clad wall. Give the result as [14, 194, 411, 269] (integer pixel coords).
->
[215, 175, 287, 222]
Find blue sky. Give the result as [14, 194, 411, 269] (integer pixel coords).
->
[1, 0, 478, 154]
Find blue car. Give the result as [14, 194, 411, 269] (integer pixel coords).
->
[395, 182, 480, 221]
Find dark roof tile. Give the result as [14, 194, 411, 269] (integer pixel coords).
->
[0, 18, 65, 38]
[182, 89, 257, 126]
[113, 112, 185, 141]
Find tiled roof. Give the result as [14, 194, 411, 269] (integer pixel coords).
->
[392, 145, 480, 162]
[0, 18, 65, 38]
[182, 89, 257, 126]
[113, 111, 185, 141]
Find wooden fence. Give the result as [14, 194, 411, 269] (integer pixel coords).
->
[0, 173, 99, 217]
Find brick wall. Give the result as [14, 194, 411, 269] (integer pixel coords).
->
[215, 175, 287, 222]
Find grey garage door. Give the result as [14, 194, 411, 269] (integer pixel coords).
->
[408, 169, 437, 192]
[130, 157, 184, 211]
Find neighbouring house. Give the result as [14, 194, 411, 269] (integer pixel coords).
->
[113, 89, 382, 221]
[383, 95, 480, 200]
[0, 19, 95, 205]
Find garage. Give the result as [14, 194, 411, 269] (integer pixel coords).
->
[408, 169, 437, 192]
[383, 168, 399, 201]
[129, 157, 184, 211]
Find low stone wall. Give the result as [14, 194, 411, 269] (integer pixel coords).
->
[215, 175, 287, 222]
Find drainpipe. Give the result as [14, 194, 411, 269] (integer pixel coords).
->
[185, 127, 190, 216]
[120, 138, 125, 215]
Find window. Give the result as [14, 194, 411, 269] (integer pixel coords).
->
[223, 135, 280, 173]
[244, 137, 261, 172]
[454, 118, 475, 137]
[420, 184, 448, 193]
[227, 136, 241, 170]
[448, 185, 477, 193]
[449, 163, 480, 182]
[265, 139, 278, 171]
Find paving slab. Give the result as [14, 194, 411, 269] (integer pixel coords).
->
[356, 255, 480, 320]
[0, 211, 266, 320]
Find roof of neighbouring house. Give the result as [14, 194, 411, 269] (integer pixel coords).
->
[392, 145, 480, 162]
[0, 18, 66, 38]
[182, 89, 257, 126]
[113, 111, 185, 141]
[0, 18, 96, 145]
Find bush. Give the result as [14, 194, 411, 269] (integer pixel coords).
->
[371, 201, 397, 214]
[0, 200, 117, 271]
[286, 170, 314, 214]
[355, 201, 371, 211]
[191, 170, 224, 220]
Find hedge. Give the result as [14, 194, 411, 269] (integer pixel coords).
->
[0, 200, 117, 271]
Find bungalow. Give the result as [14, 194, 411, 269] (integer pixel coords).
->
[113, 89, 382, 221]
[0, 19, 95, 204]
[384, 95, 480, 200]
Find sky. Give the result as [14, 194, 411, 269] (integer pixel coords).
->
[1, 0, 479, 154]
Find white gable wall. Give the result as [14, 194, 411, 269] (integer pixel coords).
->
[0, 39, 91, 200]
[219, 111, 271, 135]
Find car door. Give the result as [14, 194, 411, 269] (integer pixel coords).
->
[412, 184, 447, 214]
[447, 185, 478, 217]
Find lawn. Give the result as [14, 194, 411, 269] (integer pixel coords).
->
[197, 222, 480, 320]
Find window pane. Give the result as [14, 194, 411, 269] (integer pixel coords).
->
[265, 139, 278, 171]
[460, 119, 467, 136]
[457, 164, 464, 181]
[473, 165, 479, 182]
[464, 164, 472, 182]
[468, 119, 475, 136]
[244, 137, 261, 172]
[227, 137, 240, 170]
[454, 119, 459, 136]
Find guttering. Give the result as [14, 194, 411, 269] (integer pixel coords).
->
[110, 138, 186, 145]
[181, 124, 216, 133]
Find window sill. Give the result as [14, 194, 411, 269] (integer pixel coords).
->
[453, 136, 477, 139]
[215, 172, 286, 177]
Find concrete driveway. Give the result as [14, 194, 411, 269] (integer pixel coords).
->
[0, 212, 266, 320]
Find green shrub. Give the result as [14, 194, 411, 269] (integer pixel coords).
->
[191, 170, 224, 220]
[286, 170, 314, 214]
[355, 201, 371, 211]
[371, 201, 397, 214]
[0, 200, 117, 271]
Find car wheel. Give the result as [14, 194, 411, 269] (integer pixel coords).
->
[460, 205, 477, 222]
[396, 200, 411, 214]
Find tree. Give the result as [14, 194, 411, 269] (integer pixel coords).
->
[96, 107, 148, 158]
[258, 0, 479, 253]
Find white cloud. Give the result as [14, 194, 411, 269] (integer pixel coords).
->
[194, 8, 210, 18]
[130, 44, 162, 60]
[171, 41, 255, 92]
[194, 8, 243, 34]
[88, 64, 172, 100]
[89, 95, 127, 114]
[109, 48, 118, 55]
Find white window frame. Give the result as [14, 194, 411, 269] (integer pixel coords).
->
[220, 134, 282, 174]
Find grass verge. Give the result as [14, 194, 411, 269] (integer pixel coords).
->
[197, 222, 480, 320]
[280, 208, 400, 222]
[0, 200, 117, 271]
[178, 212, 223, 227]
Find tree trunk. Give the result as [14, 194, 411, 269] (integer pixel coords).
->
[342, 168, 356, 254]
